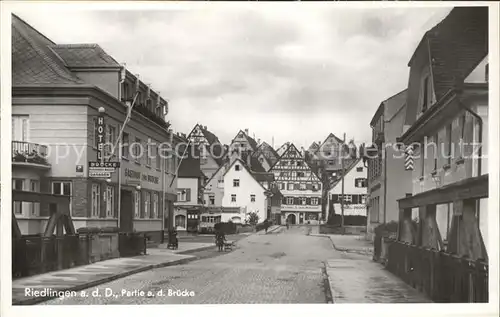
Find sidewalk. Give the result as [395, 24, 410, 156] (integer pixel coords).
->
[12, 243, 213, 305]
[324, 256, 432, 303]
[310, 227, 373, 256]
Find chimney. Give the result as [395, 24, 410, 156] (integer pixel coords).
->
[257, 138, 261, 145]
[244, 128, 249, 135]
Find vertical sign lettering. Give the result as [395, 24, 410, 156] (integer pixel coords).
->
[97, 115, 105, 162]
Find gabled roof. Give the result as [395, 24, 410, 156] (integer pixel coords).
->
[50, 44, 121, 69]
[308, 142, 320, 152]
[252, 141, 280, 167]
[223, 158, 268, 192]
[426, 7, 488, 101]
[187, 124, 226, 166]
[313, 133, 344, 155]
[330, 158, 363, 190]
[178, 156, 202, 179]
[229, 129, 259, 152]
[269, 143, 321, 180]
[251, 172, 275, 183]
[12, 14, 85, 85]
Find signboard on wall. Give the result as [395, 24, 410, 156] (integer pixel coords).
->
[96, 115, 105, 161]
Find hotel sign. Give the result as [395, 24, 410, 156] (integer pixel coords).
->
[283, 205, 321, 211]
[124, 168, 159, 185]
[96, 115, 105, 161]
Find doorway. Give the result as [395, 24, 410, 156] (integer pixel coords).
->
[287, 213, 296, 225]
[120, 190, 133, 232]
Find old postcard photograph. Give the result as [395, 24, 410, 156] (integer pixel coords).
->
[0, 1, 498, 316]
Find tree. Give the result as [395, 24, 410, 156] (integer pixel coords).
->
[245, 211, 260, 226]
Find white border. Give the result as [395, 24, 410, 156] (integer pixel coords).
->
[1, 1, 499, 317]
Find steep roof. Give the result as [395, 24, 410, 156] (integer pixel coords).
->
[178, 156, 202, 178]
[426, 7, 488, 101]
[252, 141, 280, 167]
[51, 44, 121, 68]
[330, 158, 363, 189]
[314, 133, 344, 155]
[223, 158, 268, 192]
[251, 172, 275, 183]
[199, 125, 225, 166]
[12, 14, 85, 85]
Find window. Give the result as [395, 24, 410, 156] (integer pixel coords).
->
[122, 133, 129, 159]
[209, 195, 215, 205]
[106, 125, 116, 157]
[134, 137, 141, 163]
[361, 195, 367, 204]
[433, 134, 438, 171]
[286, 197, 294, 205]
[341, 195, 352, 203]
[297, 172, 304, 177]
[235, 164, 240, 171]
[356, 167, 363, 172]
[459, 114, 467, 157]
[177, 189, 190, 202]
[446, 124, 452, 165]
[144, 192, 151, 218]
[312, 184, 318, 191]
[281, 182, 285, 190]
[52, 181, 72, 214]
[355, 178, 367, 188]
[156, 146, 162, 170]
[12, 115, 29, 141]
[91, 184, 100, 218]
[422, 76, 429, 112]
[134, 190, 141, 218]
[250, 194, 256, 202]
[153, 193, 158, 218]
[105, 186, 114, 218]
[420, 143, 425, 177]
[13, 179, 24, 215]
[301, 197, 307, 205]
[146, 138, 152, 166]
[299, 183, 306, 190]
[231, 194, 236, 202]
[29, 180, 40, 215]
[288, 183, 294, 190]
[297, 161, 303, 166]
[328, 160, 334, 165]
[311, 197, 319, 205]
[291, 171, 296, 178]
[233, 179, 240, 187]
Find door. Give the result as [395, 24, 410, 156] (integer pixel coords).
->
[120, 190, 133, 232]
[287, 213, 296, 225]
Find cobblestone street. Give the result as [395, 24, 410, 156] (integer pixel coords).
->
[41, 226, 334, 304]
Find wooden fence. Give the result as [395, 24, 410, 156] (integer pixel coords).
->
[387, 240, 488, 303]
[13, 233, 147, 278]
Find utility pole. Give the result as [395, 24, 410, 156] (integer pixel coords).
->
[341, 132, 346, 235]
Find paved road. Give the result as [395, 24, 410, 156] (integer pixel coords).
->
[42, 226, 334, 304]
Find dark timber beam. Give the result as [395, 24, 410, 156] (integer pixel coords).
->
[398, 174, 488, 209]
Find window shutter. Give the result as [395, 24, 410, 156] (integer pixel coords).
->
[331, 194, 338, 203]
[352, 195, 359, 204]
[294, 197, 300, 205]
[306, 183, 312, 190]
[306, 198, 311, 205]
[282, 196, 287, 205]
[100, 184, 106, 218]
[186, 189, 191, 202]
[318, 198, 322, 205]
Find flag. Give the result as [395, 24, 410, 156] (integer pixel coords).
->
[405, 145, 414, 170]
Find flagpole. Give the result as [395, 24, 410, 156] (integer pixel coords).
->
[341, 133, 346, 235]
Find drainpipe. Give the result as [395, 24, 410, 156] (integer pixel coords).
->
[458, 101, 483, 177]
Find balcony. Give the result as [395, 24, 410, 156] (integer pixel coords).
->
[12, 141, 50, 169]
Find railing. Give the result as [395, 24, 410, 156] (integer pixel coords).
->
[12, 234, 85, 278]
[12, 141, 49, 165]
[387, 240, 488, 303]
[118, 232, 147, 257]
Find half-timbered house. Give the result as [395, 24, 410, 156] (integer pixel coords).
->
[187, 124, 226, 179]
[251, 141, 280, 172]
[270, 143, 322, 225]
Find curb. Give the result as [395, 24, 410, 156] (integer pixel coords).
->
[310, 234, 373, 256]
[322, 262, 334, 304]
[12, 256, 197, 306]
[174, 245, 216, 255]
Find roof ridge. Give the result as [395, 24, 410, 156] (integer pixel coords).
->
[13, 18, 82, 84]
[12, 14, 56, 46]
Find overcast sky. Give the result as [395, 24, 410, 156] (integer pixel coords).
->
[14, 4, 452, 149]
